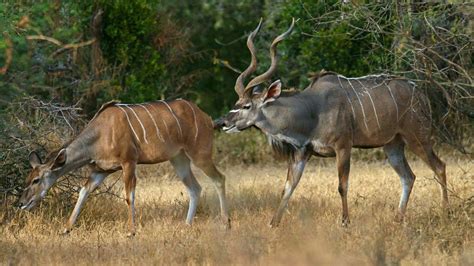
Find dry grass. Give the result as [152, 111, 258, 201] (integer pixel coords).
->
[1, 157, 473, 265]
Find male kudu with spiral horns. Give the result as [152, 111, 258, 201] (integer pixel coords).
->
[19, 99, 230, 236]
[220, 19, 448, 227]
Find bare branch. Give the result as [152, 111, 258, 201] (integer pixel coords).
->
[213, 58, 242, 74]
[51, 38, 96, 58]
[26, 35, 63, 46]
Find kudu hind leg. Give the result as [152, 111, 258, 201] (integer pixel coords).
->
[170, 153, 202, 225]
[122, 163, 137, 237]
[406, 138, 448, 208]
[383, 139, 416, 221]
[336, 148, 351, 227]
[270, 149, 309, 227]
[193, 160, 231, 228]
[64, 171, 109, 234]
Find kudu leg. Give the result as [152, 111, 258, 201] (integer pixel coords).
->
[270, 149, 310, 228]
[336, 148, 351, 227]
[194, 160, 231, 228]
[406, 138, 449, 209]
[170, 153, 202, 225]
[122, 163, 137, 237]
[383, 138, 416, 221]
[64, 171, 109, 234]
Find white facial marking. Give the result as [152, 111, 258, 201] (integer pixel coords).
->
[223, 125, 240, 133]
[229, 109, 240, 113]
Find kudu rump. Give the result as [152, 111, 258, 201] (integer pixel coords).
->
[19, 100, 230, 236]
[220, 19, 448, 227]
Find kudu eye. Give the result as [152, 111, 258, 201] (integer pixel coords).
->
[243, 104, 251, 110]
[32, 178, 40, 185]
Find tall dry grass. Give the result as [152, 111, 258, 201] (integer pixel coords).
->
[1, 157, 472, 265]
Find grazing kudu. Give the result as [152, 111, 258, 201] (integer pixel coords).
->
[19, 99, 230, 236]
[220, 19, 448, 227]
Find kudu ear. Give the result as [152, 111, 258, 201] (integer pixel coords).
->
[261, 80, 282, 104]
[52, 149, 67, 170]
[28, 151, 42, 168]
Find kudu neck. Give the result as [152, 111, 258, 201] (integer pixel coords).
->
[54, 128, 97, 176]
[257, 93, 318, 148]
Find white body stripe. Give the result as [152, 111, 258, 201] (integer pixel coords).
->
[117, 105, 141, 142]
[145, 103, 170, 136]
[384, 81, 399, 121]
[180, 100, 199, 141]
[159, 100, 183, 139]
[121, 104, 149, 144]
[337, 75, 357, 122]
[410, 82, 416, 108]
[138, 104, 164, 142]
[340, 75, 369, 131]
[356, 79, 381, 129]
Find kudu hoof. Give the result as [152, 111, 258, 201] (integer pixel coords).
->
[222, 217, 231, 230]
[61, 228, 71, 236]
[341, 219, 351, 228]
[126, 232, 136, 238]
[269, 218, 280, 228]
[394, 213, 405, 223]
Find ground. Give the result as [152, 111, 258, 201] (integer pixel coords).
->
[1, 157, 472, 265]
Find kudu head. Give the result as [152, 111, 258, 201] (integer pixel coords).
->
[222, 19, 294, 133]
[18, 149, 67, 210]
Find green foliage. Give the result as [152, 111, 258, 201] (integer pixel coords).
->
[0, 0, 471, 149]
[0, 1, 94, 107]
[98, 0, 166, 102]
[157, 0, 267, 114]
[274, 0, 395, 88]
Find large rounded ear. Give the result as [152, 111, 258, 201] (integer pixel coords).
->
[261, 79, 282, 104]
[28, 151, 42, 168]
[52, 149, 67, 170]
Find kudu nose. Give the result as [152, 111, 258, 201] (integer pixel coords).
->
[213, 117, 226, 130]
[15, 200, 24, 209]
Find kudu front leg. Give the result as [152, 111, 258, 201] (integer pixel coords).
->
[64, 172, 109, 234]
[336, 147, 351, 227]
[270, 149, 310, 228]
[122, 163, 137, 237]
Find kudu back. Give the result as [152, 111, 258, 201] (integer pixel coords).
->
[221, 19, 448, 227]
[19, 99, 230, 236]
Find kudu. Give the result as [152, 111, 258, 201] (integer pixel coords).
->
[220, 19, 448, 227]
[19, 99, 230, 236]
